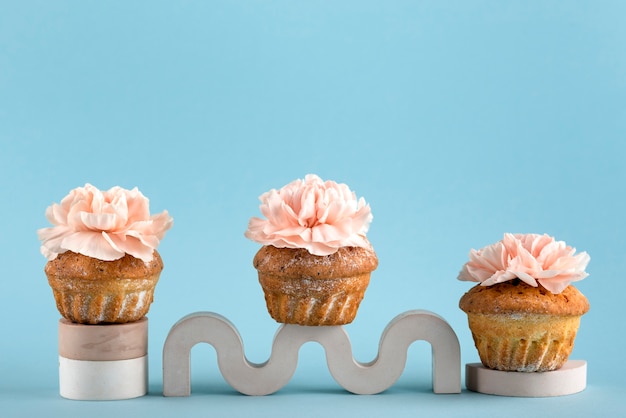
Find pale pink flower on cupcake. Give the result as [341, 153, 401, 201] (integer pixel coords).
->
[38, 184, 173, 263]
[245, 174, 373, 256]
[458, 233, 590, 294]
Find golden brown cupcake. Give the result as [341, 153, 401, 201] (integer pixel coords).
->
[38, 184, 173, 324]
[245, 174, 378, 326]
[45, 251, 163, 324]
[458, 233, 590, 372]
[253, 245, 377, 325]
[460, 280, 589, 372]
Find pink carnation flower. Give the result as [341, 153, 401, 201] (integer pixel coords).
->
[458, 233, 590, 294]
[38, 184, 173, 263]
[245, 174, 373, 256]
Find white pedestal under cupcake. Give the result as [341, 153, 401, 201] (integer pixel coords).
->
[58, 318, 149, 400]
[465, 360, 587, 397]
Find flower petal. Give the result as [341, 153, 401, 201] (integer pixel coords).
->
[80, 212, 119, 231]
[61, 231, 125, 261]
[104, 233, 154, 263]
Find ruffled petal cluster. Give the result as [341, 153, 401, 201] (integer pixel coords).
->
[38, 184, 173, 263]
[245, 174, 373, 256]
[458, 233, 590, 294]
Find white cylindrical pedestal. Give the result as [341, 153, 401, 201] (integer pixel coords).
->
[465, 360, 587, 397]
[59, 356, 148, 400]
[58, 318, 149, 400]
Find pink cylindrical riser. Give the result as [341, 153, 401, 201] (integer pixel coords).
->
[59, 317, 148, 361]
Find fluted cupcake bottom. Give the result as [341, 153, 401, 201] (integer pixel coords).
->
[466, 313, 582, 372]
[258, 273, 371, 326]
[48, 274, 160, 324]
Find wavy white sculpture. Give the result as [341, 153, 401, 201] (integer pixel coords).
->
[162, 310, 462, 396]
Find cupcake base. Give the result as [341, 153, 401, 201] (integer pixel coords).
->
[465, 360, 587, 397]
[466, 313, 582, 372]
[49, 274, 160, 324]
[259, 273, 371, 326]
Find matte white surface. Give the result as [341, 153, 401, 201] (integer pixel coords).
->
[162, 310, 461, 396]
[465, 360, 587, 397]
[59, 356, 148, 400]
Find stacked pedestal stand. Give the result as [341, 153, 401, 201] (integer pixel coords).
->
[58, 318, 149, 400]
[53, 312, 587, 399]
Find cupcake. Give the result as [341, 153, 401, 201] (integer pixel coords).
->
[458, 233, 590, 372]
[245, 174, 378, 326]
[38, 184, 173, 324]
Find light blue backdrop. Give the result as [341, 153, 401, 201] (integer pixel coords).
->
[1, 1, 625, 416]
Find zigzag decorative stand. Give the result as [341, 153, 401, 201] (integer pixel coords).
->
[162, 310, 462, 396]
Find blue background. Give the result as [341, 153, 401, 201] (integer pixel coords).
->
[1, 1, 625, 416]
